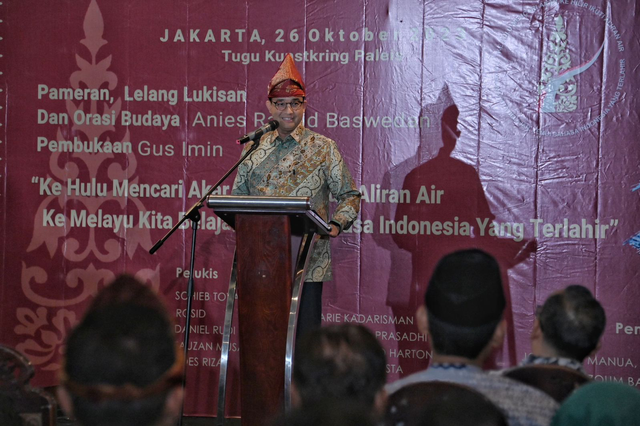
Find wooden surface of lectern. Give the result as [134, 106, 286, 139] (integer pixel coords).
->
[206, 195, 330, 426]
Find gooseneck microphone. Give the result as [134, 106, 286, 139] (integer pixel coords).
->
[236, 120, 279, 144]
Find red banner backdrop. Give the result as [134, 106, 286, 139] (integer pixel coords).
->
[0, 0, 638, 417]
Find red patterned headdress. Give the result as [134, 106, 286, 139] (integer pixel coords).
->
[268, 54, 306, 98]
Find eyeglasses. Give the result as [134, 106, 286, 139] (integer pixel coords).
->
[271, 99, 305, 111]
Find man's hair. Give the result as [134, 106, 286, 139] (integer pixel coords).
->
[425, 249, 505, 359]
[538, 285, 606, 361]
[427, 314, 502, 360]
[293, 324, 386, 408]
[63, 275, 180, 426]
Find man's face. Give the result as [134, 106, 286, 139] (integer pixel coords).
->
[266, 97, 306, 137]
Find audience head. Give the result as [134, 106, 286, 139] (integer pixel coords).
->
[533, 285, 606, 362]
[292, 324, 387, 414]
[418, 249, 505, 361]
[59, 274, 183, 426]
[551, 382, 640, 426]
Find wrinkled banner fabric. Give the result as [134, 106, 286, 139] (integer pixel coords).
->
[0, 0, 638, 417]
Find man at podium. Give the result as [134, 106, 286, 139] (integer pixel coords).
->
[232, 54, 361, 341]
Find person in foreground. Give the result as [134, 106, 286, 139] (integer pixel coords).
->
[232, 53, 361, 340]
[271, 400, 376, 426]
[384, 381, 508, 426]
[57, 275, 184, 426]
[523, 285, 605, 373]
[385, 249, 559, 426]
[292, 324, 387, 417]
[550, 381, 640, 426]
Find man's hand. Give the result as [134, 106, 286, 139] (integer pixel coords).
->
[329, 224, 340, 238]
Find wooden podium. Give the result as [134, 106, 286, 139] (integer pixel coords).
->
[206, 196, 331, 426]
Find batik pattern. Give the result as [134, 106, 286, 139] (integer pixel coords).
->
[232, 124, 361, 281]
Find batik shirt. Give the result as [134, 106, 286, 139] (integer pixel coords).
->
[232, 123, 361, 282]
[385, 364, 559, 426]
[518, 354, 587, 375]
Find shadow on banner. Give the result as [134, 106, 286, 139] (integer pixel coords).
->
[377, 85, 536, 376]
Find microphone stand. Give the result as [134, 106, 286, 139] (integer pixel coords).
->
[149, 140, 261, 426]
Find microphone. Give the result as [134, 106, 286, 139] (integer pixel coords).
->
[236, 120, 279, 144]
